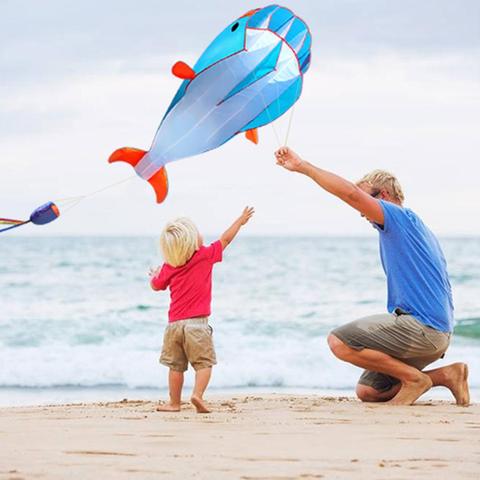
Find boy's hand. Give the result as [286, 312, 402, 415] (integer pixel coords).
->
[149, 266, 160, 277]
[275, 146, 305, 172]
[239, 206, 255, 225]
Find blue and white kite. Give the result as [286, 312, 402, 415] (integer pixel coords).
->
[109, 4, 312, 202]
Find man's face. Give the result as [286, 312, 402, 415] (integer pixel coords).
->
[358, 182, 383, 224]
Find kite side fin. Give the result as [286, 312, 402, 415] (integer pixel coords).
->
[245, 128, 259, 144]
[147, 167, 169, 204]
[172, 61, 196, 80]
[108, 147, 147, 168]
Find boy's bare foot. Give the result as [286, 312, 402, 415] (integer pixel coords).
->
[387, 373, 432, 406]
[191, 395, 211, 413]
[156, 403, 181, 412]
[443, 362, 470, 406]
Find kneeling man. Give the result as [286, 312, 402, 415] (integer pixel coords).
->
[275, 147, 469, 406]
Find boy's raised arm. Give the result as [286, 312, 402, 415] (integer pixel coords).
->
[149, 265, 168, 291]
[220, 207, 255, 250]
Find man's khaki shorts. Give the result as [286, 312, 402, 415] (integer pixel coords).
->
[331, 309, 451, 392]
[160, 317, 217, 372]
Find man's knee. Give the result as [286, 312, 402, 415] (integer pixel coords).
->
[327, 333, 352, 360]
[356, 384, 383, 402]
[355, 383, 400, 402]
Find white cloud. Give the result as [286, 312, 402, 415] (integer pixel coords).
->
[1, 50, 479, 236]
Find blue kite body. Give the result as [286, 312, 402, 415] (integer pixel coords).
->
[109, 4, 311, 202]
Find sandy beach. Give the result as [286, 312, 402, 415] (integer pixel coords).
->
[1, 395, 478, 479]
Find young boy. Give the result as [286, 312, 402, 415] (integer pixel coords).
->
[150, 207, 254, 413]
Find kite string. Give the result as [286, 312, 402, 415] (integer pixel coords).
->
[283, 102, 296, 146]
[82, 174, 136, 199]
[0, 175, 134, 231]
[250, 84, 282, 148]
[54, 175, 136, 214]
[283, 74, 303, 146]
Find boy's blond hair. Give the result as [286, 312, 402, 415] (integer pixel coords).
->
[160, 217, 199, 267]
[356, 169, 405, 204]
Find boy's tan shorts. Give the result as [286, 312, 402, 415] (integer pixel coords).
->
[331, 309, 451, 393]
[160, 317, 217, 372]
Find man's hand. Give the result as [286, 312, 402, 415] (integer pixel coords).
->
[275, 147, 385, 225]
[275, 147, 305, 172]
[238, 206, 255, 225]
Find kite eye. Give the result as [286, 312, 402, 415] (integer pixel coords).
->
[231, 22, 239, 32]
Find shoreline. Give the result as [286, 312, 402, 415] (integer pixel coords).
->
[1, 394, 479, 479]
[1, 385, 478, 408]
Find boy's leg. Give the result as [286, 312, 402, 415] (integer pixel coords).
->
[191, 367, 212, 413]
[184, 318, 217, 413]
[158, 321, 188, 412]
[157, 369, 184, 412]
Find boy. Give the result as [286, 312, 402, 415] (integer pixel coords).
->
[150, 207, 254, 413]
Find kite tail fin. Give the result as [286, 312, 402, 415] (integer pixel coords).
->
[109, 147, 147, 168]
[147, 167, 169, 204]
[109, 147, 169, 204]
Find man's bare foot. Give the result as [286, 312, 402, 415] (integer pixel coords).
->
[156, 403, 181, 412]
[387, 374, 433, 406]
[191, 395, 211, 413]
[443, 363, 470, 406]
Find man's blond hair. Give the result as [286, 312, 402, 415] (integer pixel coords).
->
[356, 169, 405, 204]
[160, 217, 199, 267]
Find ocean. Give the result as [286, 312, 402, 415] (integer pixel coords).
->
[1, 236, 479, 406]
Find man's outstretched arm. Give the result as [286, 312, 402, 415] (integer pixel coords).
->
[275, 147, 384, 225]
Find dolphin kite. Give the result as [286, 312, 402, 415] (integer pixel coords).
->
[109, 4, 312, 203]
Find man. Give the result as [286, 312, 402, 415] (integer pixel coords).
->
[275, 147, 469, 406]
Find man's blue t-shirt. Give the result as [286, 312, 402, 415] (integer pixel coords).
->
[373, 200, 454, 333]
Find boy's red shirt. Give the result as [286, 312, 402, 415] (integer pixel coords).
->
[151, 240, 223, 322]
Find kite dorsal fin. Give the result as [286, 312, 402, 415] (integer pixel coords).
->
[172, 61, 196, 80]
[245, 128, 259, 144]
[147, 167, 169, 204]
[108, 147, 147, 167]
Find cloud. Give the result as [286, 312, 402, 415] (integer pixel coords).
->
[2, 0, 479, 86]
[1, 1, 479, 235]
[1, 45, 478, 236]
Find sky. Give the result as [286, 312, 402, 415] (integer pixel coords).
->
[1, 0, 479, 236]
